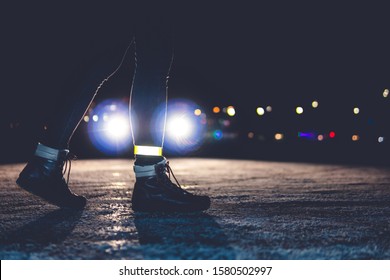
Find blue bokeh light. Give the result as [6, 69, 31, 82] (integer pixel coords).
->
[213, 130, 223, 140]
[87, 99, 132, 155]
[151, 98, 207, 155]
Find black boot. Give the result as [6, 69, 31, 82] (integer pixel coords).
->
[16, 143, 86, 209]
[132, 158, 210, 212]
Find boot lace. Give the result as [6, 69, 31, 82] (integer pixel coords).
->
[62, 153, 77, 185]
[156, 161, 184, 190]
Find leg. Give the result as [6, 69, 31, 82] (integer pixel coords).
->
[129, 7, 173, 151]
[17, 39, 134, 209]
[129, 6, 210, 212]
[43, 40, 134, 149]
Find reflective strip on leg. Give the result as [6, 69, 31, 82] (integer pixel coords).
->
[133, 165, 156, 178]
[34, 143, 69, 161]
[133, 159, 167, 178]
[134, 145, 163, 156]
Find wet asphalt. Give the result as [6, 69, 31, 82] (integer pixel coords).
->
[0, 158, 389, 259]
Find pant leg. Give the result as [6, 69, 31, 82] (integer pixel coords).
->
[42, 39, 134, 149]
[129, 4, 174, 148]
[42, 2, 174, 151]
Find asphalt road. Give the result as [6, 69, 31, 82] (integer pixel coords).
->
[0, 158, 389, 259]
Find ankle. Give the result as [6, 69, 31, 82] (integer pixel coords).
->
[134, 155, 165, 166]
[34, 143, 69, 162]
[133, 157, 166, 179]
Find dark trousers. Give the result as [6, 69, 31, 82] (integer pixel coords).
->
[42, 5, 173, 150]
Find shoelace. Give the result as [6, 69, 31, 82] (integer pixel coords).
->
[157, 161, 183, 189]
[62, 153, 77, 185]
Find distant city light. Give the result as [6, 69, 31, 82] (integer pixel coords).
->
[82, 95, 390, 155]
[274, 133, 284, 141]
[256, 107, 265, 116]
[194, 109, 202, 116]
[219, 119, 231, 127]
[213, 106, 221, 113]
[213, 130, 223, 140]
[352, 134, 360, 141]
[226, 106, 236, 117]
[298, 132, 315, 139]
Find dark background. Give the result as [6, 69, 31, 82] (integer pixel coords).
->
[1, 1, 389, 164]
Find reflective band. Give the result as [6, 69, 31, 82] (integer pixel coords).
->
[133, 159, 167, 178]
[34, 143, 69, 161]
[134, 145, 163, 156]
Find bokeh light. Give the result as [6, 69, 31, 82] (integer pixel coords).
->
[213, 130, 223, 140]
[226, 106, 236, 117]
[274, 133, 284, 140]
[104, 116, 130, 141]
[256, 107, 265, 116]
[212, 106, 221, 113]
[298, 132, 315, 139]
[87, 99, 131, 155]
[383, 89, 389, 98]
[194, 109, 202, 116]
[167, 115, 193, 138]
[219, 119, 231, 127]
[78, 92, 390, 157]
[352, 134, 360, 141]
[153, 98, 206, 155]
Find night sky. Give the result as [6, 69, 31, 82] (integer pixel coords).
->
[1, 1, 389, 161]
